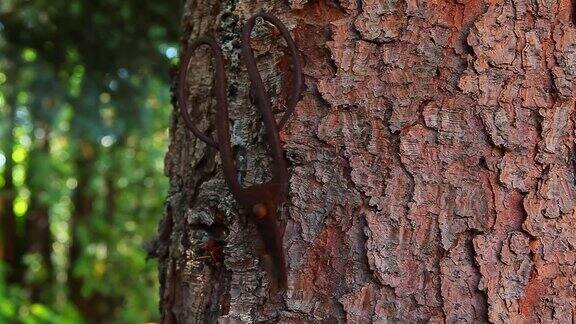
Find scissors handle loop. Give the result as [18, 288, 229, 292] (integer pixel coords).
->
[177, 36, 227, 149]
[242, 12, 304, 130]
[178, 13, 304, 199]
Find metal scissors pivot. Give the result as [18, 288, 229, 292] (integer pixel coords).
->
[177, 12, 303, 290]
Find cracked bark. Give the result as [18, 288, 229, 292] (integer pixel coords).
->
[156, 0, 576, 322]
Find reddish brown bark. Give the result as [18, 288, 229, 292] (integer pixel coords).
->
[158, 0, 576, 322]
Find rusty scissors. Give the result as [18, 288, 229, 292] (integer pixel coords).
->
[177, 12, 303, 289]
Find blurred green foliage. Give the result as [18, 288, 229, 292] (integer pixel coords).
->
[0, 0, 180, 322]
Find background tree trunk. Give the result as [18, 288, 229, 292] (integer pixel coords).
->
[0, 52, 26, 285]
[158, 0, 576, 322]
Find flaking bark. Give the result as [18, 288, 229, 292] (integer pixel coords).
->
[157, 0, 576, 322]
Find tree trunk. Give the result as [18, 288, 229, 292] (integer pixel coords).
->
[158, 0, 576, 322]
[68, 144, 119, 322]
[24, 127, 53, 302]
[0, 55, 26, 285]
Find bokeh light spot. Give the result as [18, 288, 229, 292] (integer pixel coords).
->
[17, 91, 29, 104]
[117, 68, 129, 79]
[165, 47, 177, 59]
[22, 48, 38, 62]
[13, 165, 26, 186]
[109, 80, 118, 91]
[100, 135, 115, 147]
[12, 147, 27, 163]
[14, 197, 28, 217]
[66, 178, 78, 190]
[99, 92, 111, 104]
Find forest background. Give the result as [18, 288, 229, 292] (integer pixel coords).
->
[0, 1, 181, 322]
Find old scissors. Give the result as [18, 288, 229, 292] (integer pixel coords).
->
[177, 12, 303, 290]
